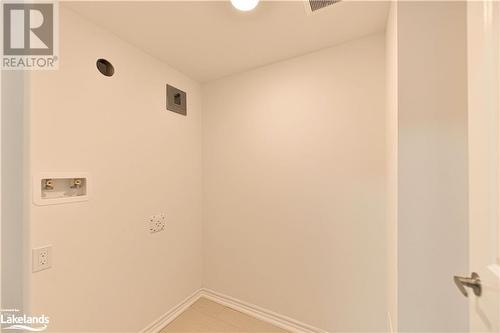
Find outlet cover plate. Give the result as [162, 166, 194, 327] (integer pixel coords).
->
[149, 213, 166, 233]
[33, 246, 52, 272]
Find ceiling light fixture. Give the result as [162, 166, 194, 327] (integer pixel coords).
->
[230, 0, 259, 11]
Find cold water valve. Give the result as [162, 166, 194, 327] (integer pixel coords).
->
[70, 178, 83, 189]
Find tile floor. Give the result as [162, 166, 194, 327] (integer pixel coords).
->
[160, 298, 289, 332]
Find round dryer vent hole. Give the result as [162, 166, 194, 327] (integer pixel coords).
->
[96, 59, 114, 77]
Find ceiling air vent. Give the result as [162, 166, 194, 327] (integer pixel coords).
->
[307, 0, 341, 13]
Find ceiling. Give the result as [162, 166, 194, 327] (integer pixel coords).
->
[64, 1, 389, 82]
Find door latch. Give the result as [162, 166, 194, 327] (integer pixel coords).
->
[454, 272, 481, 297]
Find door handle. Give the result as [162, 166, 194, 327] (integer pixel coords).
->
[454, 272, 482, 297]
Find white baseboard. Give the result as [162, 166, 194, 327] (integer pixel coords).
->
[200, 288, 328, 333]
[141, 288, 328, 333]
[140, 289, 203, 333]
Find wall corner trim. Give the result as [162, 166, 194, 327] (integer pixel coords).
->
[140, 288, 329, 333]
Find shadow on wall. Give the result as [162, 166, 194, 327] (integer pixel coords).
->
[1, 71, 27, 312]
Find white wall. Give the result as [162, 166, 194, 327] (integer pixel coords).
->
[1, 72, 27, 312]
[397, 2, 469, 331]
[25, 7, 391, 333]
[202, 33, 387, 332]
[385, 2, 398, 332]
[27, 7, 203, 332]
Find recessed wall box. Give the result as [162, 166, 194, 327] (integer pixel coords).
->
[34, 173, 89, 206]
[166, 84, 187, 115]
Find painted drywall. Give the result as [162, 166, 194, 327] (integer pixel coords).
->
[27, 7, 202, 332]
[385, 2, 398, 332]
[1, 72, 27, 312]
[202, 33, 387, 332]
[397, 2, 469, 331]
[64, 1, 389, 83]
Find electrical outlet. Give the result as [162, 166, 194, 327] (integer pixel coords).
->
[148, 213, 166, 233]
[33, 246, 52, 272]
